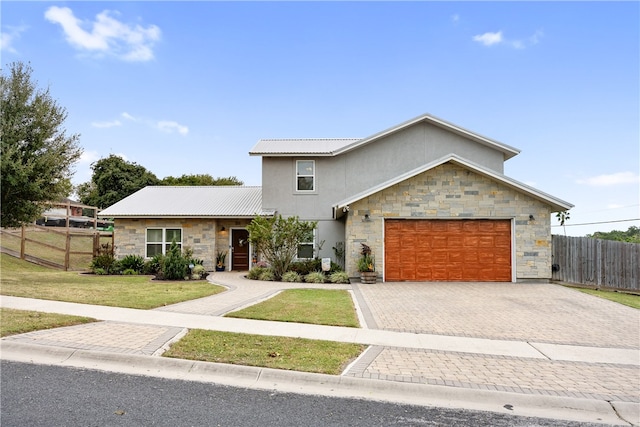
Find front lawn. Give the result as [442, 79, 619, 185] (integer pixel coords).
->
[0, 254, 224, 309]
[0, 308, 97, 337]
[574, 287, 640, 309]
[224, 289, 360, 327]
[163, 330, 364, 375]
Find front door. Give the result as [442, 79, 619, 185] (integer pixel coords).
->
[231, 229, 250, 270]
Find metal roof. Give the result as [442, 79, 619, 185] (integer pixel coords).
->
[98, 186, 269, 218]
[333, 153, 573, 216]
[249, 113, 520, 160]
[249, 138, 361, 156]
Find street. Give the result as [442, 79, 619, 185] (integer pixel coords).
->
[1, 361, 610, 427]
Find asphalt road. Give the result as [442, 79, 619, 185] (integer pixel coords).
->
[1, 361, 612, 427]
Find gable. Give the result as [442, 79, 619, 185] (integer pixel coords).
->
[334, 154, 573, 218]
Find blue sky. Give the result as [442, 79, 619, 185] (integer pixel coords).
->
[2, 1, 638, 237]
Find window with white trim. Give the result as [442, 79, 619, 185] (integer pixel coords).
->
[297, 228, 315, 259]
[296, 160, 315, 192]
[146, 228, 182, 257]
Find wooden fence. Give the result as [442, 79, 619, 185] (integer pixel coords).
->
[0, 225, 113, 271]
[552, 235, 640, 292]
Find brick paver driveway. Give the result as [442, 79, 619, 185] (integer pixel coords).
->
[356, 282, 639, 348]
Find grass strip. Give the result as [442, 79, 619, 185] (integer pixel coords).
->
[574, 288, 640, 309]
[163, 329, 364, 375]
[225, 289, 360, 327]
[0, 253, 224, 309]
[1, 308, 97, 337]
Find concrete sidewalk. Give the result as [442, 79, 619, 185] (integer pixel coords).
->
[1, 272, 639, 426]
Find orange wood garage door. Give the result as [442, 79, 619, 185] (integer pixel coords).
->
[384, 219, 512, 282]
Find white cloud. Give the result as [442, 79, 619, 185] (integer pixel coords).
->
[44, 6, 160, 62]
[91, 120, 122, 128]
[118, 112, 188, 135]
[1, 25, 28, 53]
[472, 29, 544, 49]
[473, 31, 503, 46]
[577, 171, 640, 187]
[157, 121, 189, 135]
[78, 150, 101, 166]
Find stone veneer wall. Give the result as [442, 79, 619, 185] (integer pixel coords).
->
[345, 163, 553, 282]
[113, 218, 251, 271]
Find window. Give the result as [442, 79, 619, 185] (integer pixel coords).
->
[296, 160, 315, 192]
[297, 228, 315, 259]
[146, 228, 182, 257]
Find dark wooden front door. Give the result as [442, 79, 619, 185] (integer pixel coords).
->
[231, 229, 250, 271]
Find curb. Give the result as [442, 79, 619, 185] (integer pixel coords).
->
[1, 341, 636, 426]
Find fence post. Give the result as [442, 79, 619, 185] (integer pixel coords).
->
[64, 228, 71, 271]
[20, 225, 26, 259]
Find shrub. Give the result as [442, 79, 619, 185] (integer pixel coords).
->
[163, 241, 188, 280]
[281, 271, 302, 282]
[305, 271, 327, 283]
[93, 267, 106, 275]
[289, 259, 321, 276]
[259, 268, 275, 281]
[90, 243, 119, 274]
[192, 264, 207, 280]
[119, 254, 145, 273]
[329, 271, 350, 284]
[143, 254, 164, 276]
[122, 268, 138, 275]
[247, 266, 266, 280]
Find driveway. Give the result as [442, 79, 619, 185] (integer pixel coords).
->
[355, 282, 639, 348]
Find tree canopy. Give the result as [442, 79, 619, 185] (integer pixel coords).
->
[77, 154, 161, 208]
[1, 61, 82, 227]
[160, 174, 243, 186]
[588, 226, 640, 243]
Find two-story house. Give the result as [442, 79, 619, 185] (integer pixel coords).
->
[99, 113, 572, 282]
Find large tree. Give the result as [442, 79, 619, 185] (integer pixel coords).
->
[160, 174, 243, 186]
[1, 61, 82, 227]
[77, 154, 160, 208]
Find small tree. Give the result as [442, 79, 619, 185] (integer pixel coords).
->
[247, 215, 317, 281]
[556, 210, 570, 236]
[162, 240, 188, 280]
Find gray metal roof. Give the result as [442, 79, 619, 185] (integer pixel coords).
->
[98, 186, 269, 218]
[249, 138, 361, 156]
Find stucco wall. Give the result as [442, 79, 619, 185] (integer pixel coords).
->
[113, 218, 251, 270]
[345, 162, 553, 282]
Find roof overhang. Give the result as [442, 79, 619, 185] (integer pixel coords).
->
[333, 154, 573, 218]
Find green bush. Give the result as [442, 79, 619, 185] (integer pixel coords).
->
[122, 268, 138, 275]
[281, 271, 302, 282]
[93, 267, 106, 275]
[90, 243, 120, 274]
[259, 268, 275, 281]
[305, 271, 326, 283]
[329, 271, 350, 284]
[289, 259, 321, 275]
[143, 254, 164, 276]
[247, 266, 266, 280]
[119, 254, 145, 273]
[192, 264, 207, 280]
[163, 241, 188, 280]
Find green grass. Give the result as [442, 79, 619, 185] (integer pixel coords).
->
[1, 308, 97, 337]
[163, 329, 364, 375]
[575, 288, 640, 309]
[1, 226, 111, 271]
[0, 253, 224, 309]
[225, 289, 360, 327]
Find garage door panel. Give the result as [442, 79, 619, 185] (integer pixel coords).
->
[385, 219, 511, 282]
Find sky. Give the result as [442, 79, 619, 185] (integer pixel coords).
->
[2, 1, 638, 237]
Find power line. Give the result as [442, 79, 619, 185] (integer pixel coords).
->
[552, 218, 640, 227]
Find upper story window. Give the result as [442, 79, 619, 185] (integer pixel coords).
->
[146, 228, 182, 257]
[296, 160, 315, 192]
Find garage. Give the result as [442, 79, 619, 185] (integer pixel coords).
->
[384, 219, 512, 282]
